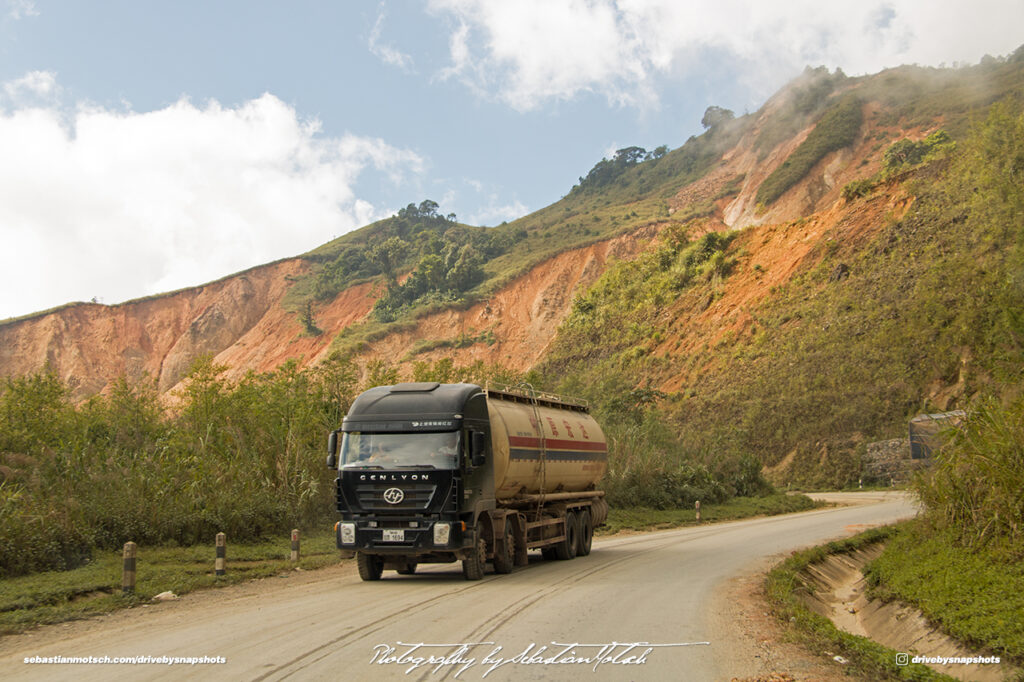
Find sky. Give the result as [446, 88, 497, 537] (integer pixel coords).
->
[0, 1, 1021, 320]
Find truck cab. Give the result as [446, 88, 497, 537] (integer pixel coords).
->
[326, 382, 495, 580]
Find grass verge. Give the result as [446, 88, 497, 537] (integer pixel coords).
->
[599, 492, 820, 535]
[865, 519, 1024, 663]
[0, 529, 343, 635]
[765, 525, 955, 681]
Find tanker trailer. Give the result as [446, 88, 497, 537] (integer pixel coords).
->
[326, 382, 608, 580]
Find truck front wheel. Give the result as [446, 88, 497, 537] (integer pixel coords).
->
[356, 553, 384, 581]
[492, 520, 515, 574]
[462, 531, 487, 580]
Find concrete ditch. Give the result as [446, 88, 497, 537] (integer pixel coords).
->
[797, 543, 1016, 682]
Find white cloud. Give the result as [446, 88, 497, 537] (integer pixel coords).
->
[6, 0, 37, 20]
[428, 0, 1024, 110]
[3, 70, 58, 102]
[469, 198, 528, 226]
[368, 6, 416, 71]
[0, 80, 424, 320]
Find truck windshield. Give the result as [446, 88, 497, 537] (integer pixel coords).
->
[339, 432, 460, 470]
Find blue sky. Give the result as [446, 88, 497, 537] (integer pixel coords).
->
[1, 0, 1021, 320]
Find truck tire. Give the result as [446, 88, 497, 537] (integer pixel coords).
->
[462, 531, 487, 580]
[541, 547, 558, 560]
[492, 520, 515, 574]
[555, 511, 579, 560]
[577, 509, 593, 556]
[396, 562, 417, 575]
[356, 553, 383, 581]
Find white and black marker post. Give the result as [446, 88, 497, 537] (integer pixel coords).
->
[122, 542, 137, 594]
[215, 532, 226, 576]
[695, 500, 701, 523]
[291, 529, 300, 562]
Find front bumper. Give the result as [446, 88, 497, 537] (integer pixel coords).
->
[336, 518, 473, 559]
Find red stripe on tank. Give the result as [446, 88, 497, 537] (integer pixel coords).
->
[508, 435, 607, 451]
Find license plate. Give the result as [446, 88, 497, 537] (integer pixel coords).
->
[382, 529, 405, 542]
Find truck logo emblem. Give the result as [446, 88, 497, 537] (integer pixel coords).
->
[383, 488, 404, 505]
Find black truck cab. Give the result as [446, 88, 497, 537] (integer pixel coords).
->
[326, 382, 494, 579]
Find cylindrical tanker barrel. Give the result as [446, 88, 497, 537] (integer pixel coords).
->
[486, 390, 607, 498]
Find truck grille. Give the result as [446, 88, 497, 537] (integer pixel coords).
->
[356, 482, 438, 511]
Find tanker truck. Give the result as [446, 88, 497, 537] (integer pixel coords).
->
[326, 382, 608, 580]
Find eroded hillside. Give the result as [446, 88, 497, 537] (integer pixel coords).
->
[1, 57, 1021, 425]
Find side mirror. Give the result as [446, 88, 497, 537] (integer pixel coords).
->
[326, 431, 338, 468]
[471, 431, 486, 467]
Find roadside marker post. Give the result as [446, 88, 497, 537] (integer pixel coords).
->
[695, 500, 701, 523]
[291, 529, 300, 562]
[122, 542, 137, 594]
[215, 532, 226, 576]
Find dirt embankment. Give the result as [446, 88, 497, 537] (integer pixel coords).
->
[358, 227, 654, 373]
[0, 228, 653, 399]
[0, 259, 313, 398]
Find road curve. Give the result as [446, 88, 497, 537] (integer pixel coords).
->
[0, 492, 916, 681]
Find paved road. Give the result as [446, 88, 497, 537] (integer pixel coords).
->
[0, 492, 916, 681]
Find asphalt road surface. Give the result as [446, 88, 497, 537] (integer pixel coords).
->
[0, 491, 916, 681]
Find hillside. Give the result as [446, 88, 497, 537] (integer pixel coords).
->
[2, 53, 1023, 482]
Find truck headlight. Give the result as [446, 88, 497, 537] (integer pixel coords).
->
[339, 523, 356, 545]
[433, 522, 451, 546]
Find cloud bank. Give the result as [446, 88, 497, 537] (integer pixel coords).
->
[0, 77, 424, 320]
[429, 0, 1024, 110]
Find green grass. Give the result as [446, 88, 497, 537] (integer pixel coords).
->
[0, 529, 343, 635]
[599, 493, 820, 534]
[866, 520, 1024, 661]
[765, 525, 956, 681]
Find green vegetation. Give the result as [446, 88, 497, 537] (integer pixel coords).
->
[766, 526, 955, 681]
[756, 94, 863, 207]
[658, 97, 1024, 488]
[543, 226, 736, 380]
[533, 225, 770, 509]
[601, 492, 817, 534]
[0, 529, 342, 634]
[863, 397, 1024, 661]
[0, 357, 361, 577]
[867, 521, 1024, 662]
[303, 200, 525, 322]
[574, 145, 669, 192]
[841, 130, 956, 200]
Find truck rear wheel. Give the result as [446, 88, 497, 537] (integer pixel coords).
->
[356, 553, 383, 581]
[462, 531, 487, 580]
[577, 509, 593, 556]
[396, 562, 417, 575]
[492, 520, 515, 574]
[555, 511, 579, 560]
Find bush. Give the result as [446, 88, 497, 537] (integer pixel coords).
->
[914, 396, 1024, 547]
[604, 463, 727, 509]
